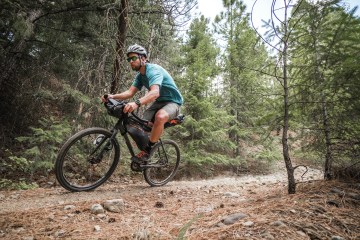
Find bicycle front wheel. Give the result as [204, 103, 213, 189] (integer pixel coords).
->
[143, 139, 180, 187]
[55, 127, 120, 192]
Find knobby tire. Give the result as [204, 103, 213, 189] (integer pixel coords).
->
[143, 139, 180, 187]
[55, 127, 120, 192]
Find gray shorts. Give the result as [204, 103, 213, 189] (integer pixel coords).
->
[143, 101, 181, 122]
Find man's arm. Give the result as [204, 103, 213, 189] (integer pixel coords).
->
[110, 86, 138, 100]
[123, 85, 160, 113]
[138, 84, 160, 105]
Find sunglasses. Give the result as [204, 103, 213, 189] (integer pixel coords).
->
[127, 56, 139, 62]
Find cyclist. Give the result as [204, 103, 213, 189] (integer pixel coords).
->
[102, 44, 183, 163]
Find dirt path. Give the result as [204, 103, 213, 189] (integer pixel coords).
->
[1, 165, 359, 240]
[0, 164, 322, 214]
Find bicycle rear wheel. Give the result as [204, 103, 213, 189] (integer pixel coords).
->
[143, 139, 180, 186]
[55, 127, 120, 192]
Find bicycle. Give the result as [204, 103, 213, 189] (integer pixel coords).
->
[55, 97, 184, 192]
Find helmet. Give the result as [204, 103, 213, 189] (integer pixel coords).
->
[126, 44, 147, 57]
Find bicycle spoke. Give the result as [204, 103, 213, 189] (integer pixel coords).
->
[55, 128, 120, 191]
[143, 140, 180, 186]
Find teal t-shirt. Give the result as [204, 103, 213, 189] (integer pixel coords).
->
[132, 63, 183, 105]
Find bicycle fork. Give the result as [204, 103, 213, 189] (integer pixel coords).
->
[88, 129, 119, 164]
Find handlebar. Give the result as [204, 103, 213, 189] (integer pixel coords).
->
[103, 95, 149, 124]
[103, 95, 184, 129]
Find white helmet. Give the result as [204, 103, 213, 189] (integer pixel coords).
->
[126, 44, 147, 57]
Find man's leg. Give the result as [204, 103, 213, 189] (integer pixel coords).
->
[149, 109, 169, 143]
[131, 102, 165, 162]
[149, 102, 180, 143]
[132, 102, 179, 162]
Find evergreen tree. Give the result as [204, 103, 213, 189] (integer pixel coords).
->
[290, 0, 360, 179]
[214, 0, 270, 157]
[174, 16, 235, 166]
[258, 0, 301, 193]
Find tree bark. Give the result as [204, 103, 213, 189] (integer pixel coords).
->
[281, 1, 296, 194]
[322, 93, 333, 179]
[227, 2, 239, 157]
[147, 23, 156, 60]
[110, 0, 128, 94]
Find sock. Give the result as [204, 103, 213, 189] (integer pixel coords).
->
[145, 140, 156, 153]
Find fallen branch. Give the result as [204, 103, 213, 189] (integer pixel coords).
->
[293, 165, 308, 180]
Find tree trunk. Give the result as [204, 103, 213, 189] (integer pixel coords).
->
[110, 0, 128, 94]
[227, 2, 239, 157]
[235, 84, 241, 156]
[312, 19, 334, 180]
[147, 23, 156, 60]
[281, 1, 296, 194]
[322, 93, 333, 179]
[282, 61, 296, 193]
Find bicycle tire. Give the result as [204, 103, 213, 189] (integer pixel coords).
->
[143, 139, 180, 187]
[55, 127, 120, 192]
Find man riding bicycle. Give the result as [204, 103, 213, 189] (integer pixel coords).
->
[102, 44, 183, 163]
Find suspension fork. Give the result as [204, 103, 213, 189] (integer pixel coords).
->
[89, 128, 118, 156]
[88, 128, 119, 164]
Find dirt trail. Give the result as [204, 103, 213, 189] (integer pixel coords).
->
[0, 163, 322, 214]
[1, 165, 359, 240]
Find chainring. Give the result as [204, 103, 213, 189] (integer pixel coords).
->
[130, 161, 143, 172]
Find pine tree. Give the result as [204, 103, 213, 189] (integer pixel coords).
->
[214, 0, 270, 157]
[174, 16, 235, 165]
[290, 0, 360, 179]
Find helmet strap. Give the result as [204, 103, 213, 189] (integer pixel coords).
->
[138, 54, 143, 67]
[139, 54, 147, 69]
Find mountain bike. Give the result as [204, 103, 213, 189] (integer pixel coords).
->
[55, 98, 184, 192]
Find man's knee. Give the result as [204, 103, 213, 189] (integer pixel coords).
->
[155, 110, 169, 123]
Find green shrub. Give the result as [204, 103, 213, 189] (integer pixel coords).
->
[7, 117, 72, 180]
[252, 148, 282, 163]
[0, 178, 38, 190]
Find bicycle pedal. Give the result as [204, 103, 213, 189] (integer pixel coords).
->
[130, 161, 144, 172]
[131, 158, 149, 165]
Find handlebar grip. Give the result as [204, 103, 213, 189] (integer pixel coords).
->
[103, 94, 108, 99]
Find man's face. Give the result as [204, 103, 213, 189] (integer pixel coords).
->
[127, 53, 141, 71]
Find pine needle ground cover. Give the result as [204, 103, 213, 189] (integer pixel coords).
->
[0, 178, 359, 239]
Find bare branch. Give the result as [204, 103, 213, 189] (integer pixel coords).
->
[250, 0, 282, 52]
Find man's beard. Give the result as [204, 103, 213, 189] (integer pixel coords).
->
[131, 64, 141, 71]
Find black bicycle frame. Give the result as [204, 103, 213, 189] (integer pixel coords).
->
[112, 114, 157, 159]
[104, 98, 179, 167]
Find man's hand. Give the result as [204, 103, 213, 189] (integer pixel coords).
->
[123, 102, 138, 113]
[101, 94, 113, 103]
